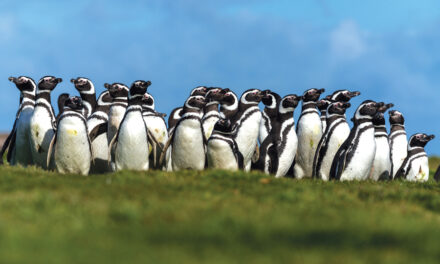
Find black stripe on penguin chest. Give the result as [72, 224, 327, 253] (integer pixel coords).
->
[345, 124, 374, 168]
[232, 108, 260, 138]
[315, 119, 346, 174]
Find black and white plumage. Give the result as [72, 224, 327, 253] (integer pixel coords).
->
[317, 98, 332, 132]
[29, 76, 62, 169]
[329, 100, 384, 181]
[294, 88, 325, 179]
[169, 95, 207, 171]
[71, 77, 96, 119]
[259, 90, 281, 144]
[219, 88, 239, 120]
[110, 80, 152, 171]
[329, 90, 361, 103]
[207, 118, 243, 170]
[395, 133, 434, 182]
[389, 110, 408, 179]
[313, 101, 351, 181]
[48, 96, 92, 176]
[202, 87, 225, 140]
[87, 90, 113, 173]
[0, 76, 36, 166]
[369, 103, 394, 181]
[233, 89, 264, 171]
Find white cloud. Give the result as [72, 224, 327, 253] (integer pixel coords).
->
[330, 20, 366, 60]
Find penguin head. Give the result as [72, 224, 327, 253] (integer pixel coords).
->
[9, 76, 36, 93]
[279, 94, 302, 114]
[331, 90, 361, 102]
[302, 88, 325, 102]
[205, 87, 225, 102]
[377, 103, 394, 113]
[213, 118, 232, 132]
[96, 90, 113, 108]
[240, 89, 263, 105]
[317, 98, 332, 112]
[185, 95, 206, 110]
[190, 86, 209, 97]
[129, 80, 152, 99]
[261, 90, 281, 109]
[38, 76, 62, 92]
[354, 100, 383, 120]
[105, 83, 129, 98]
[409, 133, 435, 148]
[389, 110, 405, 125]
[70, 77, 95, 94]
[142, 92, 155, 111]
[64, 96, 84, 112]
[220, 89, 238, 105]
[57, 93, 70, 114]
[328, 102, 351, 116]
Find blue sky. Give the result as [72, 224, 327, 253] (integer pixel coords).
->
[0, 0, 439, 155]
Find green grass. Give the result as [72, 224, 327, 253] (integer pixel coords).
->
[0, 159, 439, 264]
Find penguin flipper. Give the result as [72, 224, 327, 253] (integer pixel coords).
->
[89, 123, 107, 142]
[159, 130, 174, 166]
[108, 133, 118, 165]
[434, 165, 440, 182]
[6, 130, 17, 164]
[252, 143, 260, 164]
[312, 134, 328, 178]
[0, 120, 18, 164]
[46, 134, 57, 169]
[394, 158, 409, 180]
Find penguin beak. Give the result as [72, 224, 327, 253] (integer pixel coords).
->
[318, 88, 326, 94]
[388, 110, 396, 116]
[426, 135, 435, 141]
[70, 78, 76, 84]
[375, 102, 385, 109]
[55, 78, 63, 83]
[349, 91, 361, 98]
[104, 83, 111, 89]
[8, 77, 16, 83]
[342, 102, 351, 109]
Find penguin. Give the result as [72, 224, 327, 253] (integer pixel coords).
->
[87, 90, 113, 173]
[110, 80, 152, 171]
[271, 94, 302, 178]
[293, 88, 325, 179]
[329, 100, 384, 181]
[312, 101, 351, 181]
[395, 133, 435, 182]
[369, 103, 394, 181]
[434, 165, 440, 182]
[0, 76, 37, 166]
[70, 77, 96, 118]
[219, 88, 239, 120]
[29, 76, 62, 169]
[202, 87, 225, 140]
[56, 93, 70, 119]
[207, 118, 244, 170]
[233, 89, 264, 171]
[48, 96, 92, 175]
[389, 110, 408, 179]
[141, 91, 169, 169]
[168, 86, 209, 133]
[329, 90, 361, 103]
[259, 90, 281, 144]
[317, 98, 332, 132]
[166, 95, 207, 171]
[105, 83, 129, 144]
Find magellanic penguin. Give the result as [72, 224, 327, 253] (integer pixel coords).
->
[317, 98, 332, 132]
[233, 89, 264, 171]
[369, 103, 394, 181]
[389, 110, 408, 179]
[110, 80, 152, 171]
[329, 90, 361, 103]
[0, 76, 37, 166]
[264, 94, 302, 178]
[29, 76, 62, 169]
[329, 100, 384, 181]
[207, 118, 243, 170]
[71, 77, 96, 118]
[202, 87, 225, 140]
[48, 96, 92, 175]
[141, 91, 169, 169]
[395, 133, 435, 182]
[105, 83, 129, 142]
[165, 95, 207, 171]
[293, 88, 325, 179]
[219, 88, 239, 120]
[312, 101, 351, 181]
[168, 86, 209, 133]
[259, 90, 281, 144]
[87, 90, 113, 173]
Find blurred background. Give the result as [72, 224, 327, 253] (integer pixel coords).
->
[0, 0, 438, 155]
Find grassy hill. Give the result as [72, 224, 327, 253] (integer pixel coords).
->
[0, 159, 439, 264]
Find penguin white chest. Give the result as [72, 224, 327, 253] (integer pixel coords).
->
[115, 111, 149, 171]
[172, 118, 205, 171]
[295, 113, 322, 178]
[370, 136, 391, 181]
[390, 135, 408, 178]
[406, 156, 429, 182]
[207, 137, 238, 170]
[108, 106, 126, 142]
[202, 116, 219, 140]
[14, 108, 34, 166]
[29, 106, 55, 168]
[55, 116, 91, 176]
[340, 128, 376, 181]
[144, 116, 168, 146]
[275, 122, 298, 178]
[235, 110, 261, 170]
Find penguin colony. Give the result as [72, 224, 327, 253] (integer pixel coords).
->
[1, 76, 436, 182]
